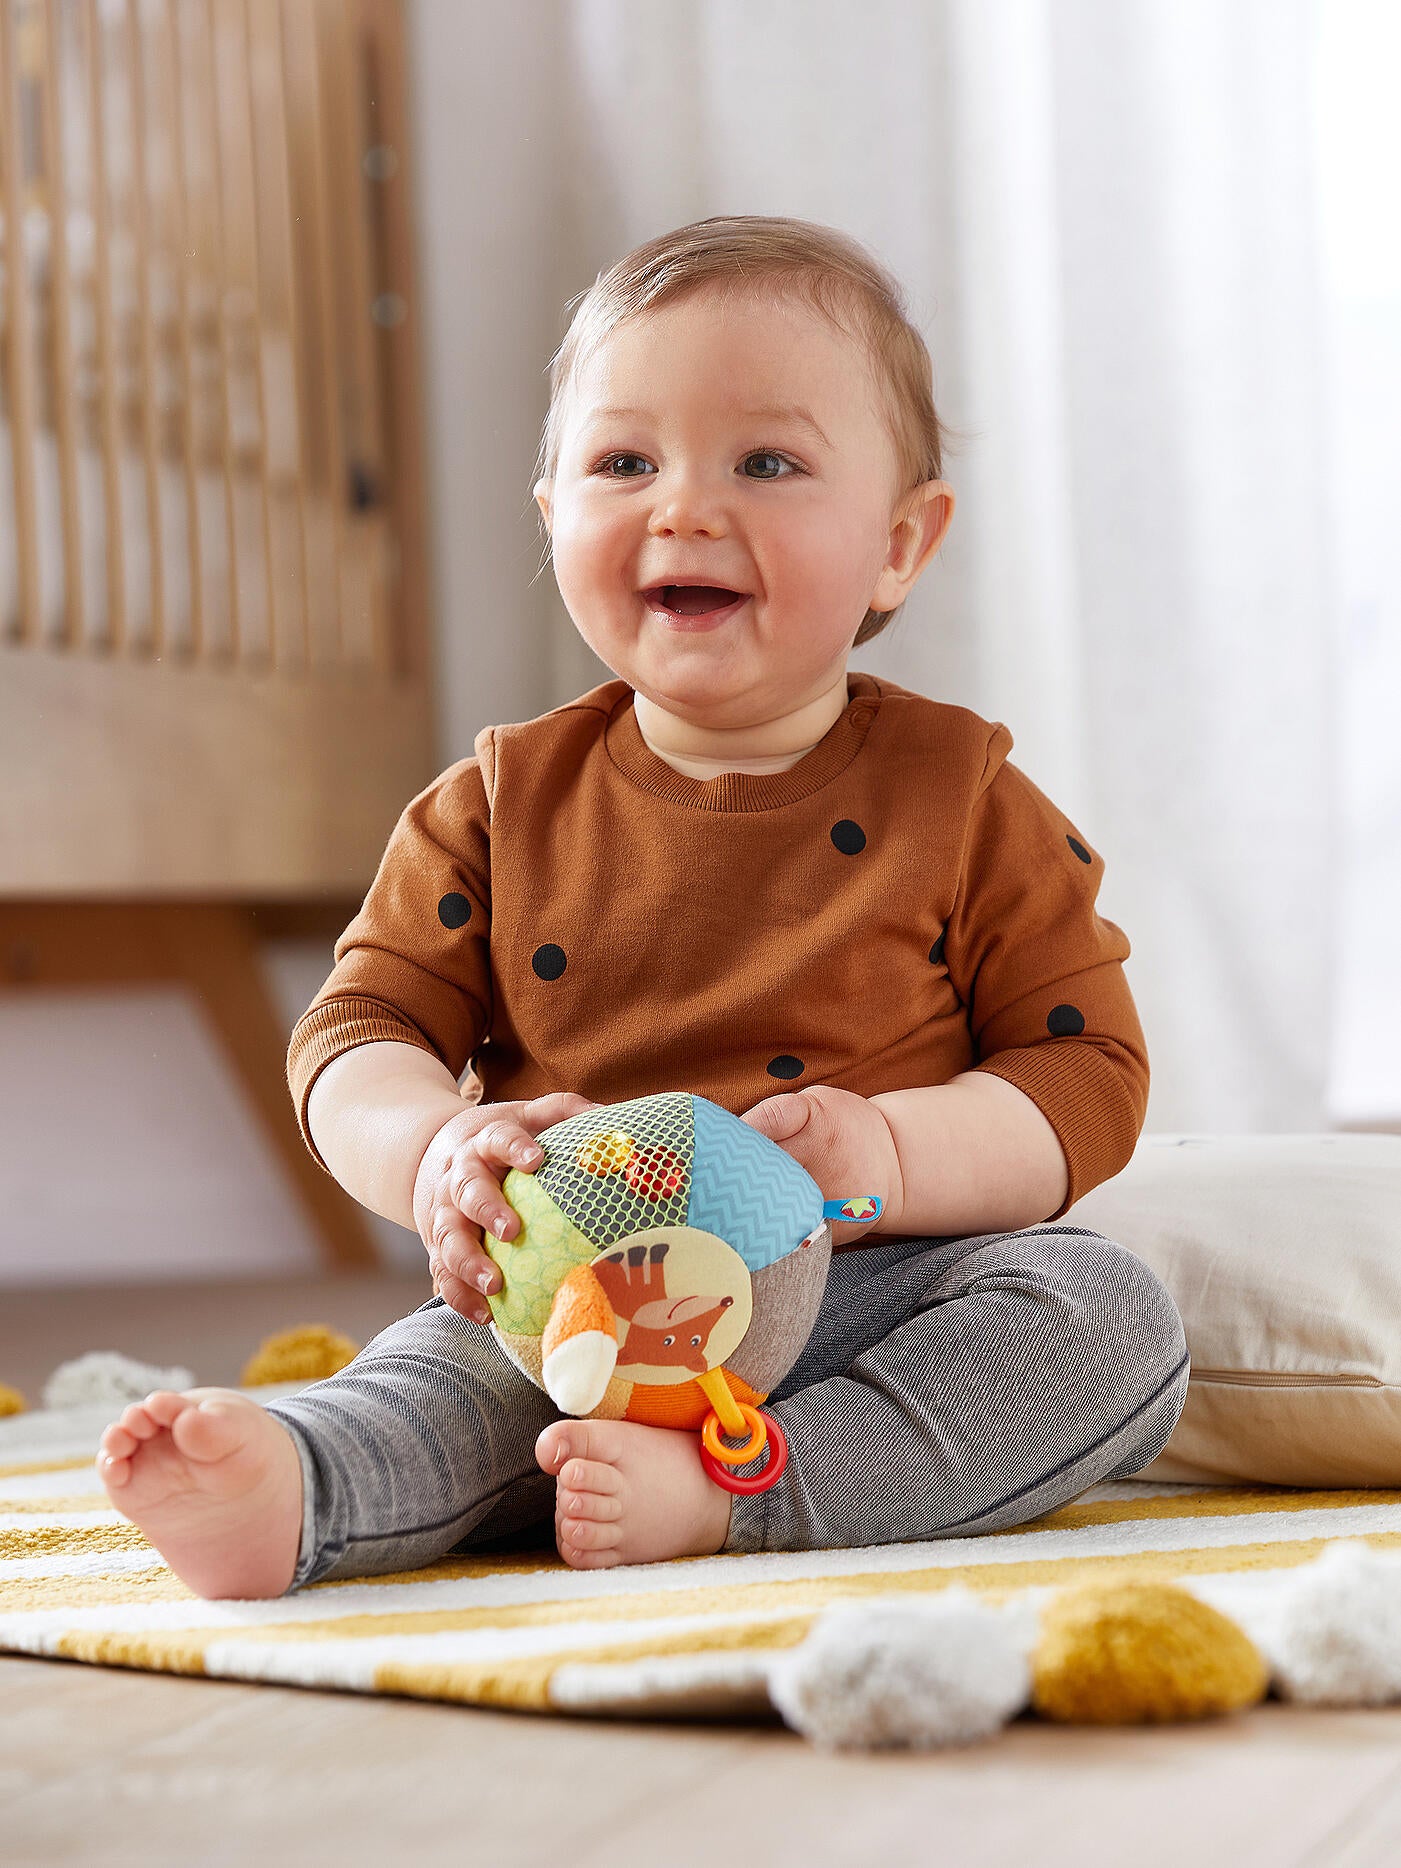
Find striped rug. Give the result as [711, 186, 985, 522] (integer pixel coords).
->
[4, 1389, 1400, 1720]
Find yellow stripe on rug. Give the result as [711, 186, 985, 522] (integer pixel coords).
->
[15, 1528, 1399, 1645]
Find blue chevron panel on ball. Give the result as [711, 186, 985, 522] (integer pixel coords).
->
[686, 1093, 824, 1271]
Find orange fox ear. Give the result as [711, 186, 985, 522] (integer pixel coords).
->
[541, 1264, 619, 1416]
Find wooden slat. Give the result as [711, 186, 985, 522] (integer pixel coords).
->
[210, 0, 271, 664]
[152, 0, 205, 662]
[245, 0, 309, 670]
[146, 0, 198, 659]
[124, 0, 166, 657]
[0, 0, 43, 644]
[189, 0, 241, 659]
[279, 0, 346, 666]
[38, 0, 84, 648]
[83, 0, 127, 653]
[348, 1, 391, 675]
[57, 0, 108, 652]
[229, 0, 277, 666]
[361, 0, 429, 684]
[317, 0, 386, 670]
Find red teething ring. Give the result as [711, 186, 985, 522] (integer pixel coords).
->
[698, 1409, 789, 1494]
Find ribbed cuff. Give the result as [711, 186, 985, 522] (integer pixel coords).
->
[972, 1042, 1142, 1220]
[285, 996, 440, 1172]
[720, 1484, 770, 1553]
[716, 1408, 794, 1553]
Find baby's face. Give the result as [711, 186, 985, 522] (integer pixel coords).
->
[535, 288, 949, 727]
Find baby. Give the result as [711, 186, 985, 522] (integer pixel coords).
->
[96, 215, 1189, 1599]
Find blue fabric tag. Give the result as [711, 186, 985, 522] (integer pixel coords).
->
[823, 1196, 883, 1224]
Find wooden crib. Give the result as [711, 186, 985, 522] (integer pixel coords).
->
[0, 0, 437, 1268]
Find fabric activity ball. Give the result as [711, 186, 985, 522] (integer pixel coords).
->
[482, 1090, 882, 1493]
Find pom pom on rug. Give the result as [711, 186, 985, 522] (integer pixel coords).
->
[239, 1325, 361, 1386]
[1032, 1579, 1268, 1724]
[0, 1383, 28, 1418]
[1253, 1540, 1401, 1707]
[41, 1351, 196, 1412]
[769, 1589, 1034, 1750]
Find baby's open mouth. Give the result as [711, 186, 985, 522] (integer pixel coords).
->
[644, 585, 748, 617]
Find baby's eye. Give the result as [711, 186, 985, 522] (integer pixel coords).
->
[689, 1334, 702, 1346]
[743, 450, 797, 480]
[662, 1334, 675, 1346]
[597, 452, 651, 479]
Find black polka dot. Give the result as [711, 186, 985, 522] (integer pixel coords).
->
[1047, 1004, 1085, 1036]
[532, 944, 567, 981]
[831, 820, 866, 855]
[1066, 836, 1092, 865]
[929, 931, 946, 966]
[437, 892, 472, 929]
[767, 1056, 805, 1081]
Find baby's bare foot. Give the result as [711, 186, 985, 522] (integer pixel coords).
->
[96, 1387, 303, 1599]
[535, 1418, 733, 1569]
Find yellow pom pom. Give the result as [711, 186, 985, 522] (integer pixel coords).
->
[1032, 1579, 1268, 1724]
[0, 1383, 28, 1417]
[577, 1130, 635, 1176]
[239, 1325, 361, 1387]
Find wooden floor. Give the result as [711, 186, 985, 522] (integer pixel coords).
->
[6, 1272, 1401, 1867]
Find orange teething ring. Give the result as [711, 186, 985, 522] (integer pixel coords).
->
[701, 1400, 767, 1464]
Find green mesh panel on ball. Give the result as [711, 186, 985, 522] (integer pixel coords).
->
[485, 1169, 597, 1336]
[530, 1093, 697, 1245]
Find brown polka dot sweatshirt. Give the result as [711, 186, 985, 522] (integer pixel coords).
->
[286, 670, 1149, 1222]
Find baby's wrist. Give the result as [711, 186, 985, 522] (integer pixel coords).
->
[410, 1099, 485, 1198]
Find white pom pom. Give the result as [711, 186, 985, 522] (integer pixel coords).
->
[42, 1351, 197, 1412]
[769, 1589, 1033, 1750]
[1262, 1540, 1401, 1707]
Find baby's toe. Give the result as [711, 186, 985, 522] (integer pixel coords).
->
[168, 1395, 252, 1464]
[100, 1422, 137, 1461]
[560, 1474, 623, 1521]
[561, 1516, 621, 1552]
[561, 1545, 622, 1570]
[119, 1402, 161, 1441]
[536, 1416, 624, 1475]
[559, 1455, 622, 1500]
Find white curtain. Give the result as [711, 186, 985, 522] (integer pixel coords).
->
[412, 0, 1400, 1139]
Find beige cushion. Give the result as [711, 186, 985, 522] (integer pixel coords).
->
[1062, 1132, 1401, 1487]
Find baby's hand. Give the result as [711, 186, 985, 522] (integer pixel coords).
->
[412, 1092, 597, 1321]
[741, 1084, 905, 1246]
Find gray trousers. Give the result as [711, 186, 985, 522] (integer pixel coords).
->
[264, 1224, 1190, 1592]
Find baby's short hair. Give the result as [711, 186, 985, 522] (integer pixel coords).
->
[531, 215, 967, 647]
